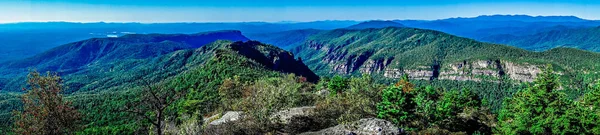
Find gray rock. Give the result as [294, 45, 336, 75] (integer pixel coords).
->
[316, 89, 330, 97]
[271, 106, 316, 124]
[209, 111, 244, 126]
[301, 118, 401, 135]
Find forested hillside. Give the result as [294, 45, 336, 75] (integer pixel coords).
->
[290, 27, 600, 112]
[0, 30, 249, 92]
[292, 27, 600, 81]
[0, 39, 318, 134]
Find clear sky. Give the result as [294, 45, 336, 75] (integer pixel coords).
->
[1, 0, 600, 23]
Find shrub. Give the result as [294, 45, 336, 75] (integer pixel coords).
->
[236, 74, 315, 132]
[328, 75, 348, 96]
[376, 85, 415, 125]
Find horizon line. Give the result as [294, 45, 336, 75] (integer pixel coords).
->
[0, 14, 595, 24]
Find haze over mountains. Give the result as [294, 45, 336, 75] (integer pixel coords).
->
[2, 15, 599, 95]
[2, 14, 600, 92]
[2, 15, 600, 63]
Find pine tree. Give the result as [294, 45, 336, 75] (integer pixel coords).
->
[497, 65, 577, 134]
[577, 81, 600, 133]
[377, 75, 416, 126]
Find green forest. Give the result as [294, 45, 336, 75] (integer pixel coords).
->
[1, 18, 600, 135]
[2, 61, 600, 134]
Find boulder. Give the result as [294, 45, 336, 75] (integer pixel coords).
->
[300, 118, 401, 135]
[271, 106, 316, 124]
[316, 89, 330, 97]
[209, 111, 244, 126]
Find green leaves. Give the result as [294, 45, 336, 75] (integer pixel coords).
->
[376, 76, 493, 134]
[377, 85, 414, 125]
[497, 66, 600, 134]
[328, 75, 349, 97]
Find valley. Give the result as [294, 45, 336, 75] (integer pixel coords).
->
[1, 15, 600, 135]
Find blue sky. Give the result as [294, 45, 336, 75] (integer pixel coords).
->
[1, 0, 600, 23]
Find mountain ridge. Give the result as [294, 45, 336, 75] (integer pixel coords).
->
[345, 20, 404, 29]
[0, 30, 249, 74]
[445, 15, 589, 22]
[291, 27, 600, 83]
[482, 26, 600, 52]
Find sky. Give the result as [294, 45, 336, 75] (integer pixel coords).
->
[1, 0, 600, 23]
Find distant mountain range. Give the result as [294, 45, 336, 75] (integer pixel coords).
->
[1, 30, 249, 74]
[444, 15, 590, 22]
[245, 29, 323, 50]
[345, 20, 404, 29]
[0, 21, 358, 62]
[2, 14, 600, 64]
[482, 26, 600, 52]
[395, 15, 600, 40]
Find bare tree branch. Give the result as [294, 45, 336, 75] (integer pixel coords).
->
[121, 76, 185, 135]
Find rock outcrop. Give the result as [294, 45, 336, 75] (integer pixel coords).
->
[301, 118, 402, 135]
[208, 111, 245, 126]
[327, 58, 542, 82]
[271, 106, 316, 124]
[300, 118, 401, 135]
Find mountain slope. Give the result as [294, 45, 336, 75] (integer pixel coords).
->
[345, 20, 404, 29]
[0, 30, 317, 92]
[482, 26, 600, 52]
[0, 39, 317, 93]
[245, 29, 322, 50]
[291, 27, 600, 83]
[0, 40, 319, 133]
[0, 30, 249, 74]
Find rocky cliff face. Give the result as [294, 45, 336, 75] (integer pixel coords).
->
[325, 56, 542, 82]
[294, 27, 600, 84]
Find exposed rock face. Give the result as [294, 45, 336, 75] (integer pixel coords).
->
[384, 68, 433, 80]
[503, 61, 541, 82]
[438, 60, 541, 82]
[209, 111, 244, 126]
[326, 58, 542, 82]
[271, 106, 316, 124]
[300, 118, 401, 135]
[359, 58, 393, 75]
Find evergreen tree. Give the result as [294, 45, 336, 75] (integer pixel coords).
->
[498, 65, 578, 134]
[377, 76, 416, 126]
[578, 81, 600, 133]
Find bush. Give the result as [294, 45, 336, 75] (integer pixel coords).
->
[313, 75, 382, 127]
[235, 74, 315, 132]
[376, 85, 415, 125]
[328, 75, 348, 96]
